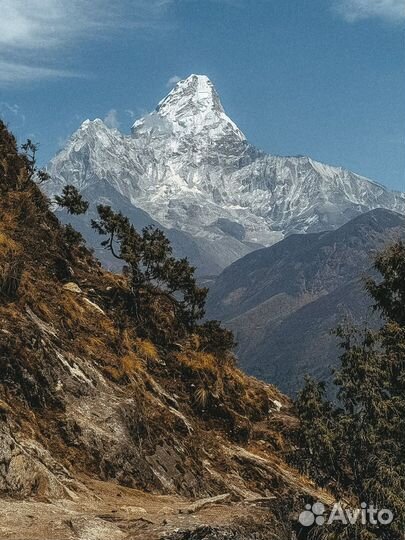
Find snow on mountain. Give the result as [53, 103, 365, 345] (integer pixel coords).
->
[48, 74, 405, 273]
[133, 74, 245, 143]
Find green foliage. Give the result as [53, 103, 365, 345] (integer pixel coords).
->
[21, 139, 50, 186]
[197, 320, 236, 354]
[295, 241, 405, 539]
[21, 140, 39, 182]
[0, 120, 29, 193]
[63, 224, 84, 245]
[365, 241, 405, 325]
[54, 185, 89, 215]
[91, 204, 208, 332]
[294, 377, 340, 486]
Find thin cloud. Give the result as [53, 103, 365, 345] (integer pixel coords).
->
[334, 0, 405, 22]
[0, 60, 78, 86]
[0, 102, 24, 119]
[166, 75, 181, 88]
[104, 109, 120, 129]
[0, 0, 173, 85]
[0, 101, 26, 128]
[125, 109, 136, 119]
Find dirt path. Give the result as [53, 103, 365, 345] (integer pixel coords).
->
[0, 476, 274, 540]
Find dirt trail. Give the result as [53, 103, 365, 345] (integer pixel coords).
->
[0, 476, 277, 540]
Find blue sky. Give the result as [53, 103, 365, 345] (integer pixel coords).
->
[0, 0, 404, 190]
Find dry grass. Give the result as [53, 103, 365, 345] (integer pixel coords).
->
[33, 301, 55, 323]
[121, 353, 142, 375]
[177, 333, 201, 352]
[0, 231, 20, 253]
[175, 351, 218, 374]
[103, 365, 123, 383]
[194, 385, 209, 408]
[134, 338, 158, 361]
[0, 227, 23, 300]
[80, 336, 110, 358]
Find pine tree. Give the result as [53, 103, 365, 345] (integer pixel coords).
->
[54, 185, 89, 215]
[294, 376, 339, 486]
[295, 241, 405, 539]
[91, 204, 208, 333]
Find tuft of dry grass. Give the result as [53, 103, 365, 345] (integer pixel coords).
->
[0, 231, 20, 253]
[121, 353, 142, 375]
[194, 385, 209, 409]
[134, 338, 158, 361]
[175, 351, 218, 374]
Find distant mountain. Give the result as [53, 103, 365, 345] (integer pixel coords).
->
[48, 74, 405, 275]
[206, 209, 405, 395]
[56, 180, 230, 276]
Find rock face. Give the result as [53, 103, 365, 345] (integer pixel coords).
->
[48, 74, 405, 275]
[206, 209, 405, 395]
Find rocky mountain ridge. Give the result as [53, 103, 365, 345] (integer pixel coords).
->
[48, 74, 405, 274]
[206, 208, 405, 395]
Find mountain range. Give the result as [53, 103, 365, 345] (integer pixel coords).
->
[206, 208, 405, 395]
[48, 74, 405, 276]
[46, 74, 405, 396]
[2, 73, 403, 537]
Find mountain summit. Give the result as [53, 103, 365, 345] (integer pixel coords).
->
[48, 74, 405, 274]
[157, 74, 223, 115]
[132, 74, 246, 143]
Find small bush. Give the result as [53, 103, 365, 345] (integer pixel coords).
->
[0, 257, 24, 300]
[63, 224, 85, 248]
[196, 320, 236, 354]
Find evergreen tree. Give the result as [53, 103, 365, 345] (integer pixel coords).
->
[1, 121, 30, 193]
[54, 185, 89, 215]
[295, 241, 405, 539]
[21, 139, 50, 185]
[91, 204, 207, 331]
[294, 376, 340, 486]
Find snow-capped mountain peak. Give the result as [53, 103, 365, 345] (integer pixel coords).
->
[48, 74, 405, 275]
[132, 74, 245, 142]
[157, 74, 223, 119]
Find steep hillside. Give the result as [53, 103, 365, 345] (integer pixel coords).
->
[207, 209, 405, 395]
[0, 122, 331, 538]
[48, 74, 405, 276]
